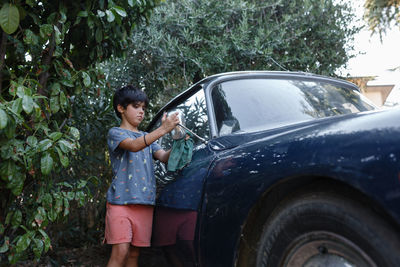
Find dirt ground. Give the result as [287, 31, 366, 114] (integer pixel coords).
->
[15, 245, 171, 267]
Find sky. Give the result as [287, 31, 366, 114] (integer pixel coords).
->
[338, 0, 400, 105]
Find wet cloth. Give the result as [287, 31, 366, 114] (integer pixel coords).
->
[107, 127, 161, 205]
[167, 136, 194, 172]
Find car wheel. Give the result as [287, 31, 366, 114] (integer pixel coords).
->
[255, 191, 400, 267]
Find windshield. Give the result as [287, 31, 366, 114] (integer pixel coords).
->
[211, 78, 375, 136]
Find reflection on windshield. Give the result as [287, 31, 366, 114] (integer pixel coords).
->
[211, 78, 375, 136]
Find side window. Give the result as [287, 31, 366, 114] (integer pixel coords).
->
[211, 78, 375, 136]
[158, 88, 209, 149]
[152, 87, 209, 188]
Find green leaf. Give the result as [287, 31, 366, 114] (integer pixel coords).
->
[77, 11, 88, 17]
[50, 82, 61, 96]
[66, 191, 75, 200]
[11, 98, 23, 115]
[9, 81, 17, 96]
[16, 85, 25, 98]
[0, 108, 7, 129]
[58, 181, 73, 188]
[37, 206, 47, 217]
[6, 173, 25, 196]
[5, 212, 12, 225]
[38, 229, 51, 252]
[39, 24, 53, 39]
[8, 252, 21, 264]
[61, 79, 74, 87]
[16, 232, 32, 253]
[106, 10, 115, 22]
[95, 28, 103, 43]
[26, 0, 35, 7]
[58, 139, 73, 153]
[50, 96, 60, 113]
[4, 117, 15, 139]
[69, 127, 80, 140]
[63, 198, 70, 216]
[0, 4, 20, 34]
[77, 179, 88, 189]
[38, 139, 52, 152]
[87, 14, 94, 28]
[0, 160, 16, 182]
[75, 191, 86, 206]
[23, 29, 38, 45]
[0, 145, 12, 160]
[59, 91, 68, 111]
[97, 10, 105, 17]
[34, 210, 45, 227]
[32, 238, 43, 259]
[55, 197, 63, 213]
[47, 207, 57, 222]
[55, 147, 69, 167]
[54, 25, 62, 44]
[0, 223, 4, 234]
[128, 0, 134, 7]
[22, 95, 34, 114]
[27, 136, 38, 147]
[40, 194, 52, 210]
[59, 10, 67, 23]
[82, 71, 91, 87]
[49, 132, 63, 141]
[41, 152, 53, 175]
[0, 237, 9, 253]
[11, 210, 22, 227]
[59, 153, 69, 167]
[112, 6, 127, 17]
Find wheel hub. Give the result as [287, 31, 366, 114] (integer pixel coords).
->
[282, 231, 377, 267]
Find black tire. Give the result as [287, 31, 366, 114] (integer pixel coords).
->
[255, 191, 400, 267]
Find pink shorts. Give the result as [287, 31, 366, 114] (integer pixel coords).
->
[104, 203, 154, 247]
[152, 207, 198, 246]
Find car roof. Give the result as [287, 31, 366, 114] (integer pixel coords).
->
[166, 71, 358, 106]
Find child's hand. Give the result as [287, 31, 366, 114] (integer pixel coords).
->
[161, 112, 180, 133]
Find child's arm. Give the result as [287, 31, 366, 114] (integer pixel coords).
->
[118, 112, 179, 152]
[153, 149, 171, 163]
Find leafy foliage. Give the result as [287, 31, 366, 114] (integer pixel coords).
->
[0, 0, 160, 264]
[364, 0, 400, 34]
[104, 0, 360, 112]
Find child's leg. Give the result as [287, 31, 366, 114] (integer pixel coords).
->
[126, 246, 140, 267]
[107, 243, 130, 267]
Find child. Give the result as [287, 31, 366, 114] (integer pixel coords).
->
[105, 85, 179, 267]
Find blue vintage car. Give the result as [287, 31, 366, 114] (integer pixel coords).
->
[146, 71, 400, 267]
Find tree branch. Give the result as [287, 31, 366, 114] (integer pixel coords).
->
[38, 33, 57, 96]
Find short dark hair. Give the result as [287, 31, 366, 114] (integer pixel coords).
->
[113, 85, 149, 119]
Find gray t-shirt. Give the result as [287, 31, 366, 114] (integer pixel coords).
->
[107, 127, 161, 205]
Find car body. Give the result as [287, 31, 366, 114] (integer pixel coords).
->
[147, 71, 400, 267]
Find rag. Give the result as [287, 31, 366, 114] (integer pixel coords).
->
[167, 133, 194, 172]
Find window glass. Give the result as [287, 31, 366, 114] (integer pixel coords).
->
[211, 78, 375, 136]
[151, 87, 209, 187]
[157, 88, 209, 149]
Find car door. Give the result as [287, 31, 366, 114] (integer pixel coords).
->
[149, 86, 215, 266]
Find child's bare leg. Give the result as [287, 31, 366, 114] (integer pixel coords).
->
[107, 243, 130, 267]
[126, 246, 140, 267]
